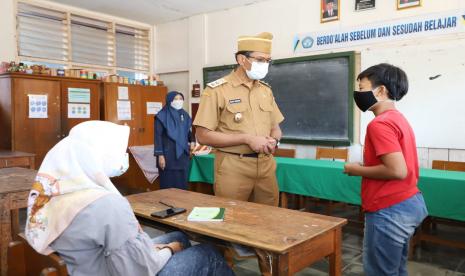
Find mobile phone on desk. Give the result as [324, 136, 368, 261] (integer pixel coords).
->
[151, 207, 186, 219]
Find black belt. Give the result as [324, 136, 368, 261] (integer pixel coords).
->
[220, 151, 259, 158]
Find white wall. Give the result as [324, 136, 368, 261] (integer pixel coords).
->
[158, 71, 190, 110]
[0, 0, 16, 62]
[153, 0, 465, 166]
[154, 18, 189, 74]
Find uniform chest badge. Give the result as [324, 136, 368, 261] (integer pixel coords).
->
[229, 99, 241, 104]
[234, 112, 243, 123]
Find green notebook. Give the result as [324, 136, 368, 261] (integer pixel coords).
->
[187, 207, 225, 222]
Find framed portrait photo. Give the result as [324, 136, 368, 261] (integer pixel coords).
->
[321, 0, 340, 23]
[397, 0, 421, 10]
[355, 0, 375, 11]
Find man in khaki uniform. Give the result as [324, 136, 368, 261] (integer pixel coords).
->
[194, 32, 284, 207]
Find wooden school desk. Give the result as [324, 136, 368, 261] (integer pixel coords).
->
[127, 188, 347, 276]
[0, 167, 36, 276]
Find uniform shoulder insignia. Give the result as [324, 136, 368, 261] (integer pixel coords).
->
[207, 78, 228, 88]
[259, 80, 271, 88]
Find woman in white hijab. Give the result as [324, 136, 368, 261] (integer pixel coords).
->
[25, 121, 234, 276]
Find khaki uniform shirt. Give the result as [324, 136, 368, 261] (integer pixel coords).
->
[193, 70, 284, 154]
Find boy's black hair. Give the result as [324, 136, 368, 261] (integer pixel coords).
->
[357, 63, 409, 101]
[234, 51, 253, 63]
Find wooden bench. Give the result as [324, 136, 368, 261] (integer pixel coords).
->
[8, 233, 67, 276]
[409, 160, 465, 257]
[304, 147, 349, 214]
[273, 148, 296, 209]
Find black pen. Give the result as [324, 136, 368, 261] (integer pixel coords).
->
[159, 201, 174, 208]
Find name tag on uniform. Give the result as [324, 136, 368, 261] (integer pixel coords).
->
[229, 99, 242, 104]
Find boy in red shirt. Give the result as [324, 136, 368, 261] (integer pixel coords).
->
[344, 63, 428, 276]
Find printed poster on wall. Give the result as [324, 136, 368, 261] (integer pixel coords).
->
[68, 103, 90, 118]
[146, 102, 162, 115]
[28, 94, 48, 118]
[117, 100, 131, 120]
[118, 86, 129, 100]
[68, 88, 90, 103]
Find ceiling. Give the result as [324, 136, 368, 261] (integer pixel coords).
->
[48, 0, 270, 25]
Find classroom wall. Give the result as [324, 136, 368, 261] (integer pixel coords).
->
[2, 0, 463, 166]
[158, 71, 190, 110]
[154, 0, 465, 167]
[0, 0, 16, 62]
[154, 18, 189, 74]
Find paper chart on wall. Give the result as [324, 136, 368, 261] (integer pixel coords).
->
[68, 103, 90, 118]
[146, 102, 162, 115]
[68, 88, 90, 103]
[117, 100, 132, 120]
[28, 94, 48, 118]
[118, 86, 129, 100]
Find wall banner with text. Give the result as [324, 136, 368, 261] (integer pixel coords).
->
[293, 10, 465, 53]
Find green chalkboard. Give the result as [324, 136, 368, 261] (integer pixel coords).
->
[203, 51, 356, 145]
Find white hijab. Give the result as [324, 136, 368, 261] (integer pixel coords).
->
[26, 121, 130, 254]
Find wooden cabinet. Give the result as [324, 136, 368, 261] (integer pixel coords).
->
[60, 80, 100, 136]
[102, 83, 167, 194]
[102, 83, 167, 146]
[10, 77, 61, 167]
[0, 73, 100, 168]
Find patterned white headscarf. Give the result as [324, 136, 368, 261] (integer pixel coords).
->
[26, 121, 130, 254]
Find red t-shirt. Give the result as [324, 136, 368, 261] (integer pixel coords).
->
[362, 109, 419, 212]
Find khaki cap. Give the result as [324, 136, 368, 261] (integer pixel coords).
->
[237, 32, 273, 54]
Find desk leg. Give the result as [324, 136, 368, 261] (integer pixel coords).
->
[11, 209, 20, 240]
[280, 192, 288, 208]
[0, 194, 11, 276]
[29, 156, 35, 170]
[271, 252, 290, 276]
[329, 227, 342, 276]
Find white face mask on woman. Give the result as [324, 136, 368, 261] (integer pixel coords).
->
[105, 152, 129, 177]
[246, 61, 269, 80]
[170, 100, 184, 110]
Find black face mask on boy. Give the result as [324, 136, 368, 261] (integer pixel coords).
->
[353, 90, 378, 112]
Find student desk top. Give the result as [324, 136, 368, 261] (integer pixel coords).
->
[127, 188, 347, 276]
[0, 167, 36, 276]
[189, 154, 465, 222]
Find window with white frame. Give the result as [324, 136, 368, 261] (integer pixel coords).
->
[16, 1, 151, 77]
[71, 15, 114, 67]
[116, 24, 150, 72]
[17, 2, 68, 62]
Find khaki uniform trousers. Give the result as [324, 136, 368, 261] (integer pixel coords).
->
[215, 151, 279, 275]
[214, 151, 279, 207]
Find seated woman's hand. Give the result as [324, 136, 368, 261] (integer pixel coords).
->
[154, 242, 183, 254]
[168, 241, 183, 253]
[154, 243, 167, 250]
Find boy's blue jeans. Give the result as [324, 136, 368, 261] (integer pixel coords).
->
[363, 192, 428, 276]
